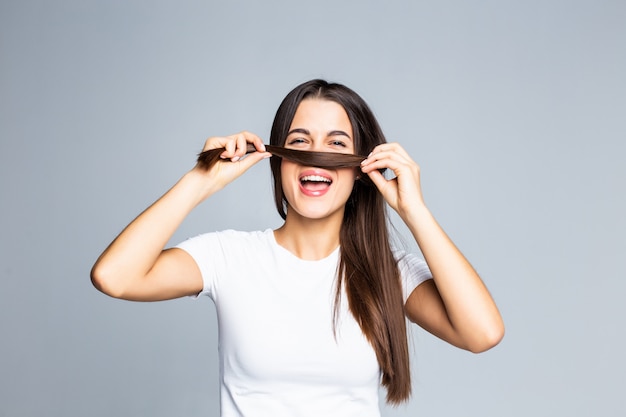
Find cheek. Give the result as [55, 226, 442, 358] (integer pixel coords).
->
[280, 160, 297, 184]
[336, 168, 358, 198]
[280, 160, 298, 199]
[338, 167, 358, 183]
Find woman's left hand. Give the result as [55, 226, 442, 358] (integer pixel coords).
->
[360, 142, 425, 218]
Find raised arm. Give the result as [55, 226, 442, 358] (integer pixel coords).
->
[91, 132, 270, 301]
[360, 143, 504, 353]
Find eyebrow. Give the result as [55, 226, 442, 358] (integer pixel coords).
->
[287, 128, 352, 140]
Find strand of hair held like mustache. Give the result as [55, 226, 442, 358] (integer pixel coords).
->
[197, 143, 367, 170]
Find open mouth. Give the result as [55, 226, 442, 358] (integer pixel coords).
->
[300, 174, 332, 192]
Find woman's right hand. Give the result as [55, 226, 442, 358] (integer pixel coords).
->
[191, 131, 271, 197]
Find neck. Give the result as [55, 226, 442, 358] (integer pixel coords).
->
[274, 210, 343, 261]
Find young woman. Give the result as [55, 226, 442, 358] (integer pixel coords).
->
[91, 79, 504, 416]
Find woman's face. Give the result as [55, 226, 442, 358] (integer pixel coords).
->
[280, 98, 358, 222]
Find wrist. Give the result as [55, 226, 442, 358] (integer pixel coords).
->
[400, 201, 434, 231]
[178, 169, 222, 208]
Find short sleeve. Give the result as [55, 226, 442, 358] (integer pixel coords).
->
[395, 251, 433, 304]
[175, 232, 224, 300]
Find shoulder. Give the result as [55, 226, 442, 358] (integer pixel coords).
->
[394, 250, 431, 276]
[173, 229, 275, 299]
[214, 229, 274, 249]
[177, 229, 272, 247]
[392, 249, 433, 303]
[175, 229, 274, 262]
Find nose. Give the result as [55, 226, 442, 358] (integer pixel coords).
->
[310, 138, 326, 152]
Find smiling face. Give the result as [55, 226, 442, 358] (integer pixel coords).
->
[280, 98, 358, 223]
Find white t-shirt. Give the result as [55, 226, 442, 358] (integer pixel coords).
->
[176, 229, 432, 417]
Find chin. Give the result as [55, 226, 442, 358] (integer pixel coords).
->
[286, 204, 345, 223]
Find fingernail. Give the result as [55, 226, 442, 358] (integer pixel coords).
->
[231, 156, 240, 162]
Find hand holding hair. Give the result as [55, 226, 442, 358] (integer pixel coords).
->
[360, 142, 426, 216]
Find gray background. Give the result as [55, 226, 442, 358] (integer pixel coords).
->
[1, 0, 624, 416]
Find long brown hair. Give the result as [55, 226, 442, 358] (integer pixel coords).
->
[269, 80, 411, 404]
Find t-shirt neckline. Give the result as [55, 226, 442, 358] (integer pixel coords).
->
[267, 229, 340, 264]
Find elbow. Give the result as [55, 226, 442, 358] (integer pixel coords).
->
[466, 321, 505, 354]
[90, 263, 127, 299]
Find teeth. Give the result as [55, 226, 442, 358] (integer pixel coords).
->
[300, 175, 331, 183]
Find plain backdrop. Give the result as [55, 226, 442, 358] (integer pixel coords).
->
[1, 1, 625, 416]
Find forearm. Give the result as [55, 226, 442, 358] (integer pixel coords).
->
[403, 204, 504, 351]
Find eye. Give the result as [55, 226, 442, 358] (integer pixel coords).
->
[287, 137, 307, 146]
[330, 140, 347, 147]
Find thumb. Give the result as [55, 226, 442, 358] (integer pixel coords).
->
[365, 168, 388, 193]
[236, 149, 272, 172]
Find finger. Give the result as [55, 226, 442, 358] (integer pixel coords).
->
[230, 133, 249, 162]
[239, 131, 266, 152]
[361, 151, 411, 173]
[235, 131, 271, 161]
[234, 146, 272, 172]
[251, 135, 267, 153]
[369, 142, 412, 160]
[364, 168, 398, 206]
[221, 132, 254, 161]
[364, 167, 388, 189]
[362, 143, 411, 162]
[231, 131, 268, 160]
[219, 137, 237, 160]
[202, 136, 229, 152]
